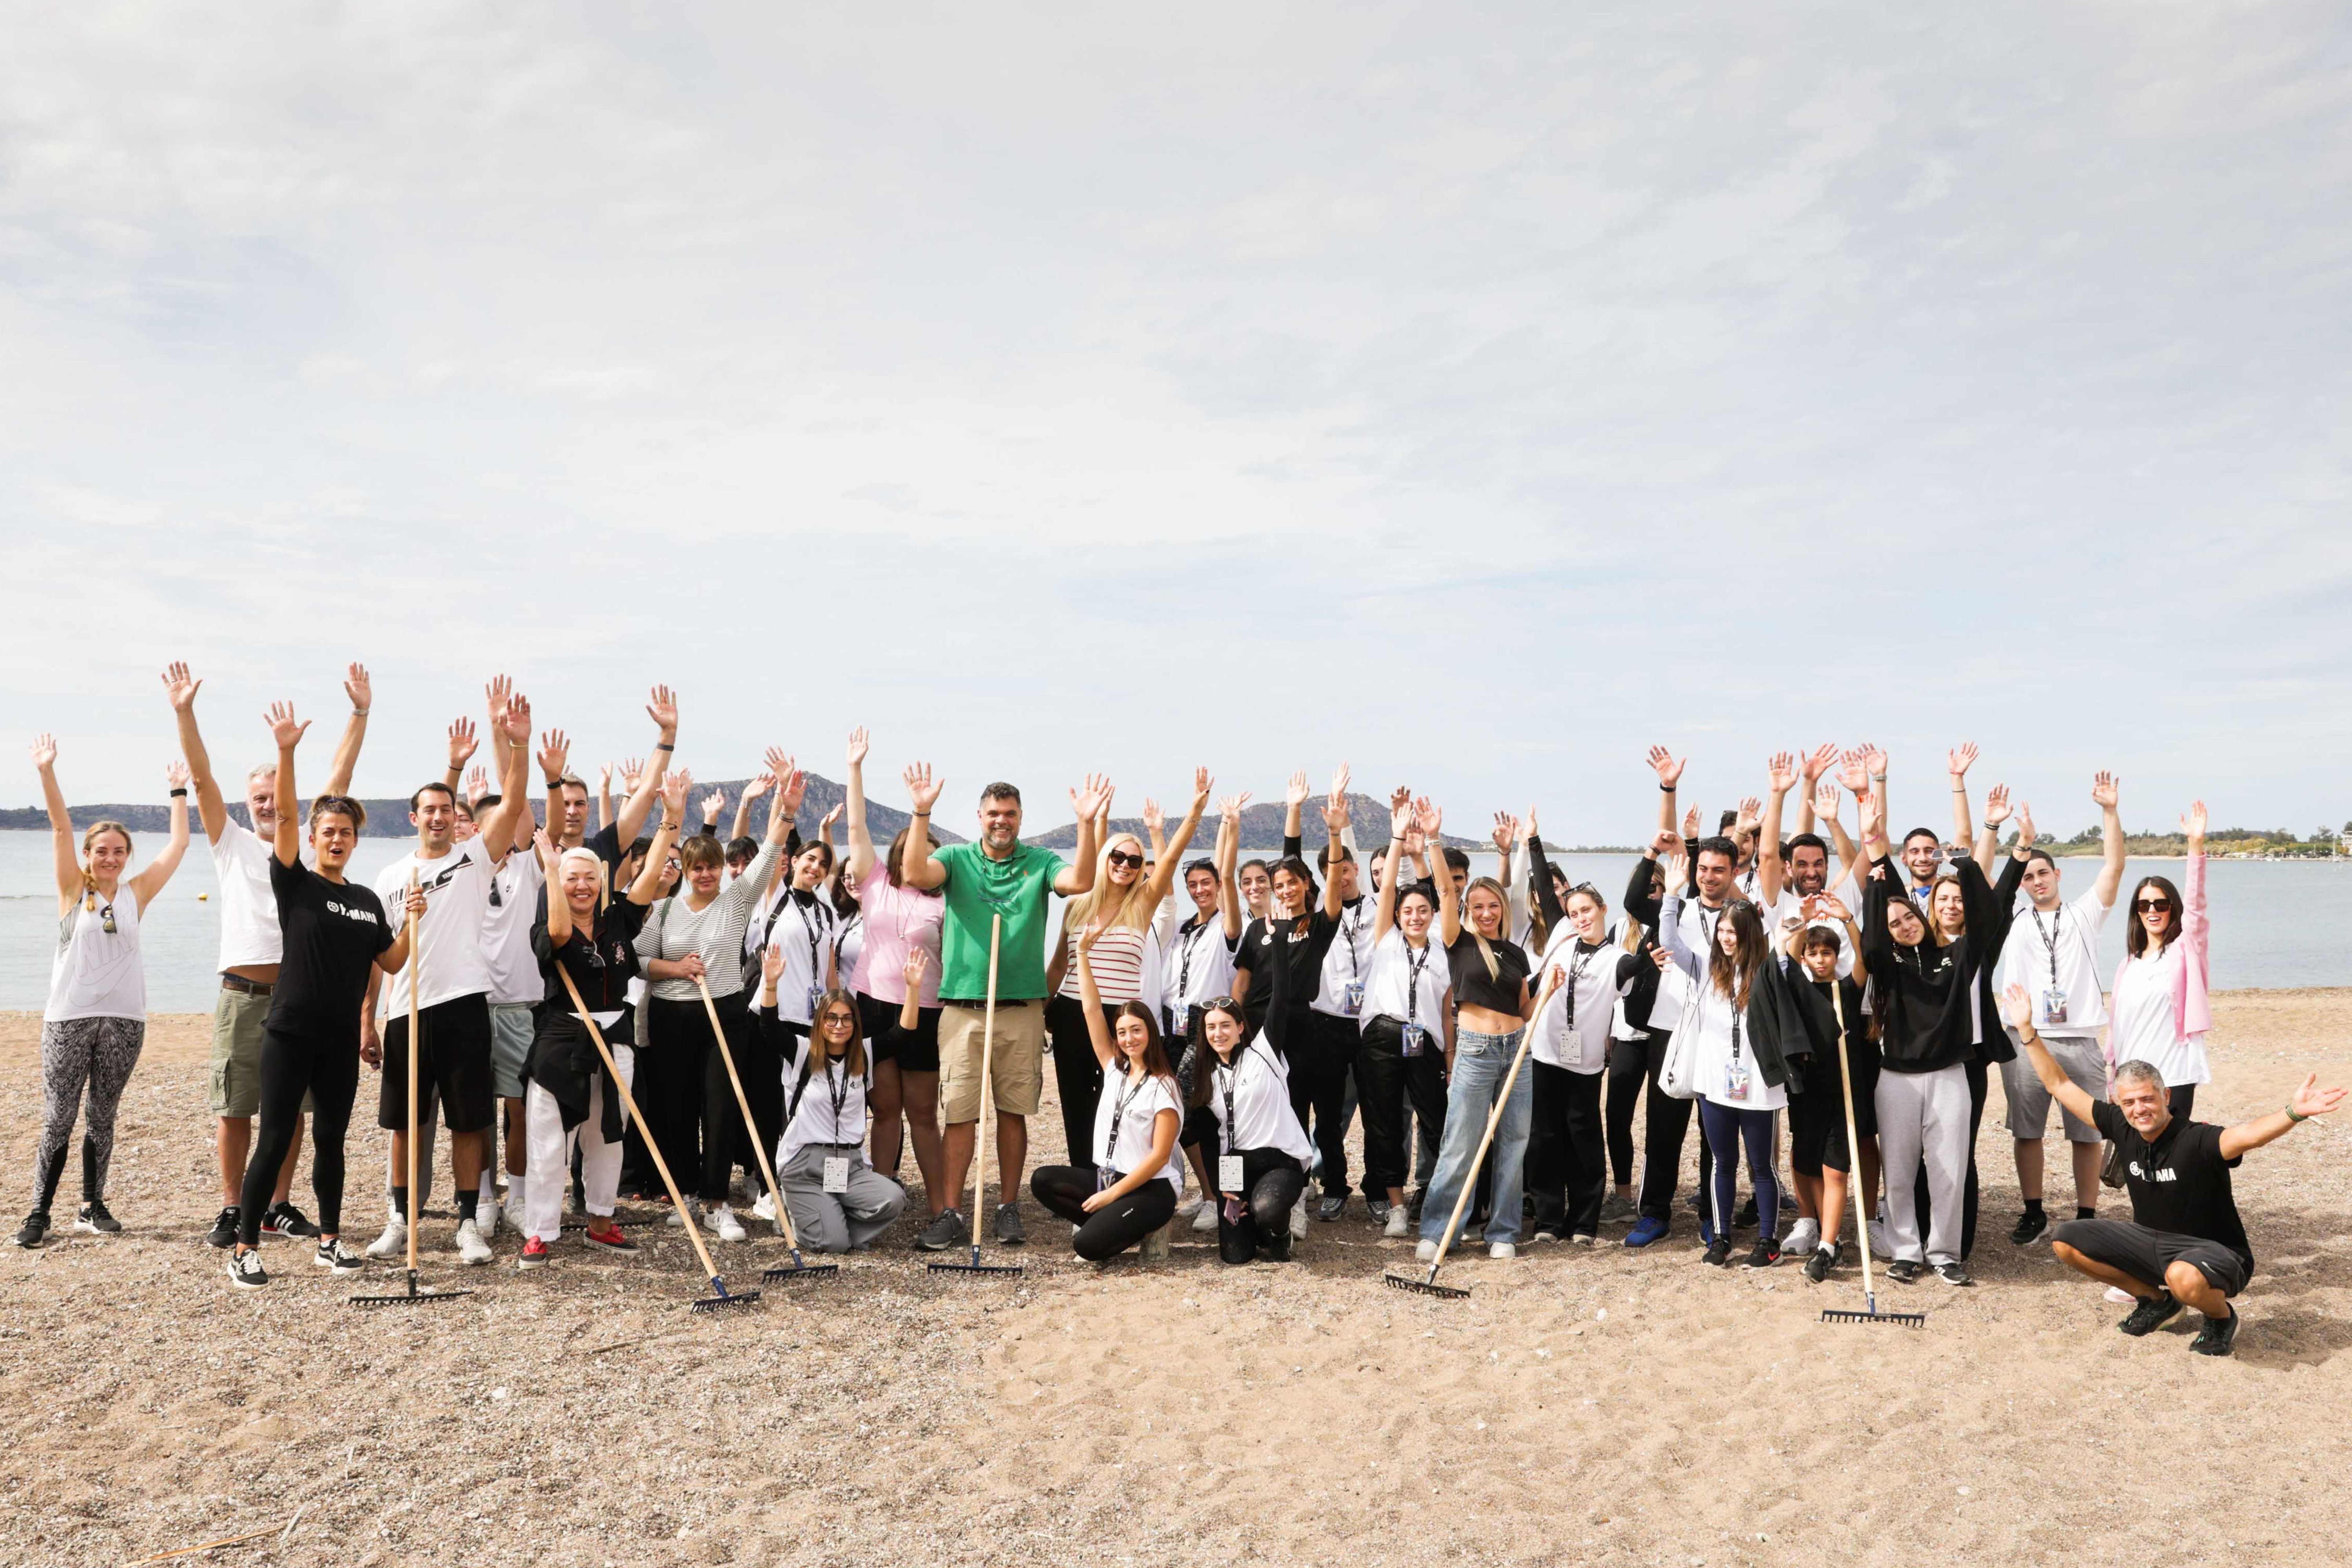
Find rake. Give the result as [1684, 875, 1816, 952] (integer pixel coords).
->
[1385, 969, 1557, 1299]
[1818, 983, 1924, 1328]
[555, 967, 759, 1313]
[692, 977, 837, 1285]
[352, 896, 472, 1308]
[930, 914, 1023, 1279]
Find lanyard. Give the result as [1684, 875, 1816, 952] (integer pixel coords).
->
[1220, 1056, 1240, 1147]
[1405, 939, 1433, 1026]
[825, 1056, 851, 1140]
[1343, 899, 1365, 977]
[1102, 1070, 1147, 1171]
[1693, 901, 1722, 949]
[2030, 907, 2066, 986]
[1563, 941, 1599, 1032]
[1178, 916, 1212, 998]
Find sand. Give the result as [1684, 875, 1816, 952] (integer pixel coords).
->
[4, 991, 2351, 1568]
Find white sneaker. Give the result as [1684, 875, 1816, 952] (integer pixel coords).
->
[1867, 1219, 1895, 1260]
[1176, 1196, 1204, 1220]
[712, 1205, 747, 1243]
[1289, 1198, 1308, 1241]
[1383, 1205, 1411, 1240]
[365, 1219, 408, 1260]
[665, 1203, 689, 1229]
[1782, 1218, 1820, 1256]
[1416, 1238, 1439, 1263]
[1191, 1201, 1218, 1233]
[1488, 1241, 1517, 1261]
[479, 1192, 501, 1239]
[455, 1218, 493, 1266]
[751, 1191, 776, 1223]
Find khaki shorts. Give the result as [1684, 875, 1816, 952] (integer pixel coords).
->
[2001, 1034, 2106, 1143]
[210, 986, 312, 1119]
[937, 1001, 1047, 1122]
[489, 1002, 537, 1100]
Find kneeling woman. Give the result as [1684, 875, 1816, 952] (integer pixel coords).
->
[519, 793, 682, 1269]
[1030, 931, 1185, 1261]
[762, 957, 909, 1252]
[1191, 945, 1315, 1264]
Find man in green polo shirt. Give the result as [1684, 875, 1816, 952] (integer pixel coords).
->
[901, 764, 1108, 1249]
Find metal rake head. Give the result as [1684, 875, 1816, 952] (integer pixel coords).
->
[927, 1246, 1024, 1278]
[349, 1270, 473, 1308]
[1820, 1293, 1925, 1327]
[689, 1279, 764, 1314]
[762, 1251, 841, 1284]
[1384, 1270, 1468, 1300]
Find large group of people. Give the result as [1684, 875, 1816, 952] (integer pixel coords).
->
[15, 664, 2343, 1359]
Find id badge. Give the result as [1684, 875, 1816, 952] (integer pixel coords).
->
[1726, 1058, 1751, 1102]
[806, 985, 822, 1017]
[1343, 980, 1366, 1017]
[2042, 986, 2069, 1027]
[1096, 1165, 1114, 1193]
[1218, 1153, 1245, 1192]
[1173, 1004, 1192, 1037]
[822, 1156, 850, 1195]
[1401, 1023, 1427, 1058]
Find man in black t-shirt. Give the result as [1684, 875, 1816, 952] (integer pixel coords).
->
[2004, 985, 2345, 1357]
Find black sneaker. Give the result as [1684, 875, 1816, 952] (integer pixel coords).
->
[1934, 1261, 1974, 1287]
[2118, 1292, 2183, 1337]
[226, 1247, 269, 1289]
[2189, 1311, 2240, 1357]
[1733, 1194, 1759, 1230]
[76, 1199, 121, 1234]
[1743, 1238, 1782, 1270]
[206, 1206, 240, 1249]
[2009, 1209, 2048, 1246]
[1702, 1236, 1734, 1268]
[1316, 1193, 1346, 1223]
[261, 1201, 319, 1239]
[916, 1209, 969, 1252]
[1884, 1259, 1922, 1284]
[1802, 1243, 1839, 1283]
[1366, 1198, 1392, 1225]
[313, 1238, 366, 1272]
[11, 1211, 50, 1249]
[993, 1203, 1026, 1247]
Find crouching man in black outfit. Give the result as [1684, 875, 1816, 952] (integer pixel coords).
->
[2003, 984, 2344, 1357]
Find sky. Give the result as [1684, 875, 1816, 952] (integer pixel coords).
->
[4, 3, 2348, 846]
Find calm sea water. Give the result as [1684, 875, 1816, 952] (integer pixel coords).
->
[0, 831, 2342, 1012]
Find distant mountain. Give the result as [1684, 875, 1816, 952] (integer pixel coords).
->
[0, 773, 962, 845]
[1028, 793, 1482, 853]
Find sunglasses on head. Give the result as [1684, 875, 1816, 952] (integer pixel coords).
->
[2136, 897, 2174, 913]
[1106, 850, 1143, 869]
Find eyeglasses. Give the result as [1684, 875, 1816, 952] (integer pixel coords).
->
[2135, 898, 2175, 913]
[820, 1011, 859, 1028]
[1106, 851, 1143, 870]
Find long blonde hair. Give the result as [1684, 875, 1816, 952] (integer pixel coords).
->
[1063, 832, 1155, 936]
[1463, 875, 1511, 982]
[81, 821, 131, 911]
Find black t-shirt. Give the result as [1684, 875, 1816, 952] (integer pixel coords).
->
[2093, 1099, 2253, 1274]
[266, 854, 394, 1047]
[534, 897, 648, 1016]
[1236, 913, 1336, 1021]
[1446, 929, 1530, 1015]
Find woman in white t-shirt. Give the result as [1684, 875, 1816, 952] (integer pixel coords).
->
[1028, 932, 1184, 1261]
[760, 953, 909, 1253]
[1189, 950, 1316, 1265]
[2107, 802, 2214, 1117]
[17, 738, 190, 1249]
[1356, 789, 1452, 1240]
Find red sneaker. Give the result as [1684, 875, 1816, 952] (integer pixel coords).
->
[583, 1220, 638, 1255]
[517, 1236, 551, 1270]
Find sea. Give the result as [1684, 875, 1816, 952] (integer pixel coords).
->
[0, 831, 2343, 1012]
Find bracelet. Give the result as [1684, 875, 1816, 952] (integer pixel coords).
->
[660, 820, 682, 832]
[1952, 785, 1966, 793]
[2287, 1104, 2308, 1124]
[169, 787, 189, 798]
[913, 809, 930, 818]
[1659, 783, 1673, 792]
[353, 709, 368, 718]
[653, 741, 674, 752]
[1870, 772, 1887, 782]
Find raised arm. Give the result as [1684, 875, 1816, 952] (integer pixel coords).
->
[1073, 933, 1119, 1070]
[322, 662, 372, 798]
[1947, 742, 1978, 853]
[1138, 768, 1211, 910]
[627, 775, 690, 905]
[30, 735, 76, 904]
[2091, 772, 2126, 908]
[1494, 811, 1527, 936]
[597, 762, 616, 834]
[1373, 788, 1410, 942]
[1859, 742, 1889, 843]
[1321, 791, 1350, 920]
[612, 685, 679, 848]
[1814, 782, 1859, 883]
[730, 770, 772, 846]
[1657, 857, 1700, 979]
[536, 831, 575, 948]
[2002, 986, 2100, 1125]
[126, 761, 194, 908]
[264, 704, 310, 867]
[161, 662, 230, 845]
[1975, 783, 2012, 880]
[898, 763, 949, 891]
[1217, 793, 1249, 938]
[1051, 774, 1113, 897]
[476, 691, 534, 860]
[1623, 831, 1671, 928]
[1646, 745, 1684, 840]
[1281, 770, 1309, 857]
[1524, 814, 1567, 937]
[1422, 798, 1458, 946]
[2219, 1071, 2347, 1160]
[1757, 751, 1797, 907]
[2181, 800, 2209, 953]
[1795, 743, 1835, 838]
[843, 727, 876, 881]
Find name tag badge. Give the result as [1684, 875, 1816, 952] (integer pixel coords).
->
[1218, 1153, 1245, 1192]
[822, 1155, 850, 1194]
[2042, 986, 2069, 1027]
[1726, 1059, 1752, 1102]
[1096, 1165, 1116, 1194]
[1173, 1004, 1192, 1037]
[806, 985, 822, 1017]
[1343, 980, 1365, 1017]
[1402, 1023, 1427, 1058]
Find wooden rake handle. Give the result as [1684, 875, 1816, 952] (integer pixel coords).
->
[695, 975, 800, 1251]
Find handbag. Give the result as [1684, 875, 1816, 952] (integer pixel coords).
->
[2100, 1139, 2129, 1190]
[1655, 990, 1704, 1100]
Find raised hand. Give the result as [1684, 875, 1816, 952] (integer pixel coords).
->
[598, 762, 612, 791]
[1649, 827, 1681, 858]
[1321, 789, 1348, 835]
[166, 759, 192, 791]
[1646, 745, 1686, 789]
[1069, 773, 1114, 822]
[1860, 742, 1887, 777]
[619, 756, 644, 792]
[1192, 765, 1212, 809]
[742, 771, 776, 802]
[1414, 797, 1443, 840]
[779, 767, 809, 815]
[28, 733, 57, 771]
[1218, 791, 1253, 824]
[761, 945, 784, 989]
[902, 948, 930, 990]
[501, 692, 532, 745]
[1492, 812, 1519, 855]
[1681, 806, 1700, 841]
[1141, 797, 1164, 837]
[701, 789, 728, 822]
[846, 726, 869, 768]
[2016, 802, 2036, 849]
[2289, 1073, 2348, 1121]
[1857, 788, 1885, 837]
[1766, 751, 1798, 795]
[2091, 771, 2119, 810]
[484, 673, 514, 720]
[2181, 800, 2207, 848]
[659, 770, 690, 824]
[465, 764, 488, 805]
[904, 762, 943, 815]
[1813, 780, 1842, 821]
[343, 663, 372, 717]
[645, 684, 679, 736]
[536, 729, 570, 783]
[1838, 749, 1868, 795]
[1331, 762, 1351, 803]
[819, 802, 843, 837]
[160, 662, 202, 713]
[1801, 743, 1837, 785]
[1285, 771, 1310, 810]
[263, 703, 308, 751]
[1948, 742, 1978, 779]
[446, 716, 479, 770]
[1998, 982, 2034, 1031]
[1665, 848, 1690, 888]
[1983, 784, 2011, 827]
[533, 827, 562, 872]
[1525, 805, 1540, 842]
[1735, 797, 1762, 833]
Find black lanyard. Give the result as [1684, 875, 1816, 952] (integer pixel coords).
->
[1103, 1071, 1147, 1170]
[2030, 907, 2065, 987]
[1220, 1055, 1241, 1148]
[1405, 940, 1433, 1025]
[825, 1056, 851, 1141]
[1343, 899, 1365, 977]
[1564, 941, 1599, 1031]
[1693, 902, 1722, 949]
[1178, 916, 1212, 998]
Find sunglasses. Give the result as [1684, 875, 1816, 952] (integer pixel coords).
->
[97, 902, 116, 935]
[2135, 898, 2175, 913]
[1106, 851, 1144, 870]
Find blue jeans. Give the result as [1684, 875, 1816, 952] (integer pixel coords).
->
[1419, 1027, 1532, 1246]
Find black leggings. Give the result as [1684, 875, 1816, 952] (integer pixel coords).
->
[697, 994, 774, 1204]
[1203, 1135, 1306, 1263]
[1528, 1061, 1606, 1237]
[1031, 1164, 1178, 1261]
[1289, 1011, 1357, 1198]
[640, 997, 713, 1200]
[1356, 1017, 1448, 1198]
[1605, 1033, 1652, 1188]
[238, 1028, 359, 1246]
[1045, 995, 1110, 1170]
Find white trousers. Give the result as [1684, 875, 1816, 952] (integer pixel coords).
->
[1875, 1062, 1970, 1266]
[523, 1045, 633, 1244]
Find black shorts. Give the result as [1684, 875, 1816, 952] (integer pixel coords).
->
[859, 993, 941, 1074]
[379, 992, 496, 1134]
[2049, 1218, 2249, 1299]
[1788, 1079, 1836, 1178]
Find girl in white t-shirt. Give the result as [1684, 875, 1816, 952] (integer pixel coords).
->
[1028, 932, 1184, 1261]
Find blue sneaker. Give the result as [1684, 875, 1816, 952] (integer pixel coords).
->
[1624, 1215, 1670, 1248]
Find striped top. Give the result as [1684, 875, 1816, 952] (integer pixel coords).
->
[1058, 923, 1148, 1007]
[639, 842, 782, 1002]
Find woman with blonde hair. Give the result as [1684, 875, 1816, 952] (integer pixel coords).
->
[16, 735, 190, 1248]
[1043, 769, 1209, 1172]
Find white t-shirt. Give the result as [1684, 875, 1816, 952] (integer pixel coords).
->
[1640, 896, 1731, 1033]
[1997, 889, 2111, 1038]
[1093, 1069, 1185, 1194]
[373, 837, 498, 1013]
[831, 915, 864, 995]
[1312, 895, 1379, 1022]
[1163, 913, 1240, 1025]
[1207, 1039, 1315, 1162]
[212, 819, 285, 970]
[2108, 944, 2209, 1088]
[1529, 925, 1637, 1073]
[1363, 929, 1449, 1037]
[762, 891, 839, 1027]
[1761, 865, 1862, 979]
[482, 849, 544, 1006]
[778, 1038, 873, 1167]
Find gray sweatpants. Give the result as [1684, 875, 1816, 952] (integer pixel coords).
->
[780, 1144, 906, 1254]
[1875, 1063, 1970, 1266]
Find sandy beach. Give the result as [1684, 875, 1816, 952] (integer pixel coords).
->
[4, 990, 2350, 1568]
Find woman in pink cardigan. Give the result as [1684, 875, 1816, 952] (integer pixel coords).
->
[2106, 801, 2212, 1116]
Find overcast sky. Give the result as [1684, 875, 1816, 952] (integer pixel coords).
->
[4, 4, 2347, 844]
